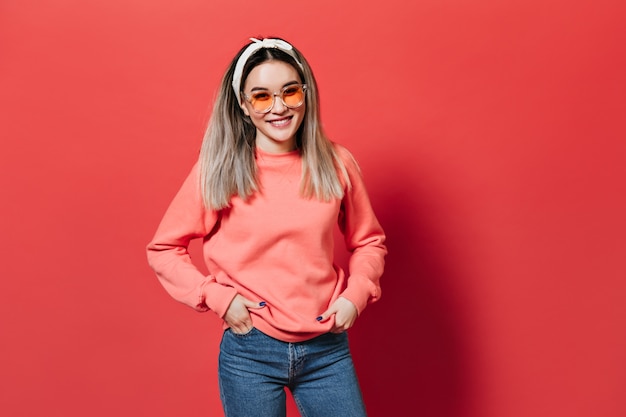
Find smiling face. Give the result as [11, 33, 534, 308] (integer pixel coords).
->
[240, 61, 306, 153]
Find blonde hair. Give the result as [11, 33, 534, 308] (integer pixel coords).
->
[198, 39, 350, 210]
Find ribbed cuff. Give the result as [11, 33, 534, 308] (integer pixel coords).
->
[202, 282, 239, 318]
[339, 274, 380, 315]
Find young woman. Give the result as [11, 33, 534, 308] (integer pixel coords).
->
[147, 37, 387, 417]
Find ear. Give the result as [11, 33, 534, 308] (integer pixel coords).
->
[239, 98, 250, 116]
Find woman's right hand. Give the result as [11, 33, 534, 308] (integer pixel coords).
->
[223, 294, 266, 334]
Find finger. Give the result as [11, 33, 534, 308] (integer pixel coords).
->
[225, 316, 251, 329]
[231, 323, 252, 334]
[226, 313, 253, 332]
[316, 308, 336, 323]
[250, 300, 267, 309]
[329, 321, 347, 333]
[240, 297, 267, 309]
[330, 316, 348, 331]
[332, 320, 353, 333]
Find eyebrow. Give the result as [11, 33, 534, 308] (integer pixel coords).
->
[249, 80, 300, 92]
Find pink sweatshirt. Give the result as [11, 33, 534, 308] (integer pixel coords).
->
[147, 144, 386, 342]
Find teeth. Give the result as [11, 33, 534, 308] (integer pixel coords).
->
[270, 118, 290, 127]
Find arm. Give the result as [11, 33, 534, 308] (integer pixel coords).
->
[336, 146, 387, 315]
[146, 163, 238, 317]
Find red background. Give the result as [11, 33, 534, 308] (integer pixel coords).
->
[1, 1, 625, 416]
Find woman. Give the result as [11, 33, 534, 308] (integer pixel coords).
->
[147, 37, 386, 417]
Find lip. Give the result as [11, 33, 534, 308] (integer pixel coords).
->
[266, 116, 293, 127]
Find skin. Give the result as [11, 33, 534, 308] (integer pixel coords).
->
[224, 60, 358, 334]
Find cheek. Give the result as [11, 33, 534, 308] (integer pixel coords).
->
[295, 107, 306, 126]
[248, 114, 267, 130]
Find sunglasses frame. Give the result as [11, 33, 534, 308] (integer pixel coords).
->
[241, 84, 308, 114]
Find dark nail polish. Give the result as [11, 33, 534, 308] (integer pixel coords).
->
[316, 316, 323, 321]
[259, 301, 266, 307]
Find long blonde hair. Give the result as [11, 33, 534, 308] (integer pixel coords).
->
[198, 38, 350, 210]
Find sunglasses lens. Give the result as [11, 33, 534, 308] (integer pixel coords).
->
[282, 85, 305, 107]
[249, 92, 273, 113]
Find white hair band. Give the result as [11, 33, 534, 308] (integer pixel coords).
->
[231, 38, 303, 100]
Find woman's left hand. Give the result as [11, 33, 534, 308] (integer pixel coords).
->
[317, 297, 358, 333]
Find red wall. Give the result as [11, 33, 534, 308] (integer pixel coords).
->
[1, 1, 625, 416]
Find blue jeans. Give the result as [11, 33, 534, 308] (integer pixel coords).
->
[218, 328, 367, 417]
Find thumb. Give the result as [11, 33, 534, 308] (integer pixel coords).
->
[316, 306, 336, 323]
[242, 298, 267, 309]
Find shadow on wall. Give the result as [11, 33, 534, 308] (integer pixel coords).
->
[347, 173, 472, 417]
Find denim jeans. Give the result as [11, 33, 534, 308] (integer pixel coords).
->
[218, 328, 367, 417]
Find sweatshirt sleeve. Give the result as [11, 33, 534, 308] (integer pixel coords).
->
[335, 145, 387, 315]
[146, 162, 238, 317]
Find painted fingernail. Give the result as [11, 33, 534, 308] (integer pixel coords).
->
[316, 316, 323, 321]
[259, 301, 266, 307]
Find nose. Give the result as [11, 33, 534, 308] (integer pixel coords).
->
[270, 93, 288, 114]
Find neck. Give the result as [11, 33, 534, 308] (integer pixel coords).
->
[255, 137, 297, 154]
